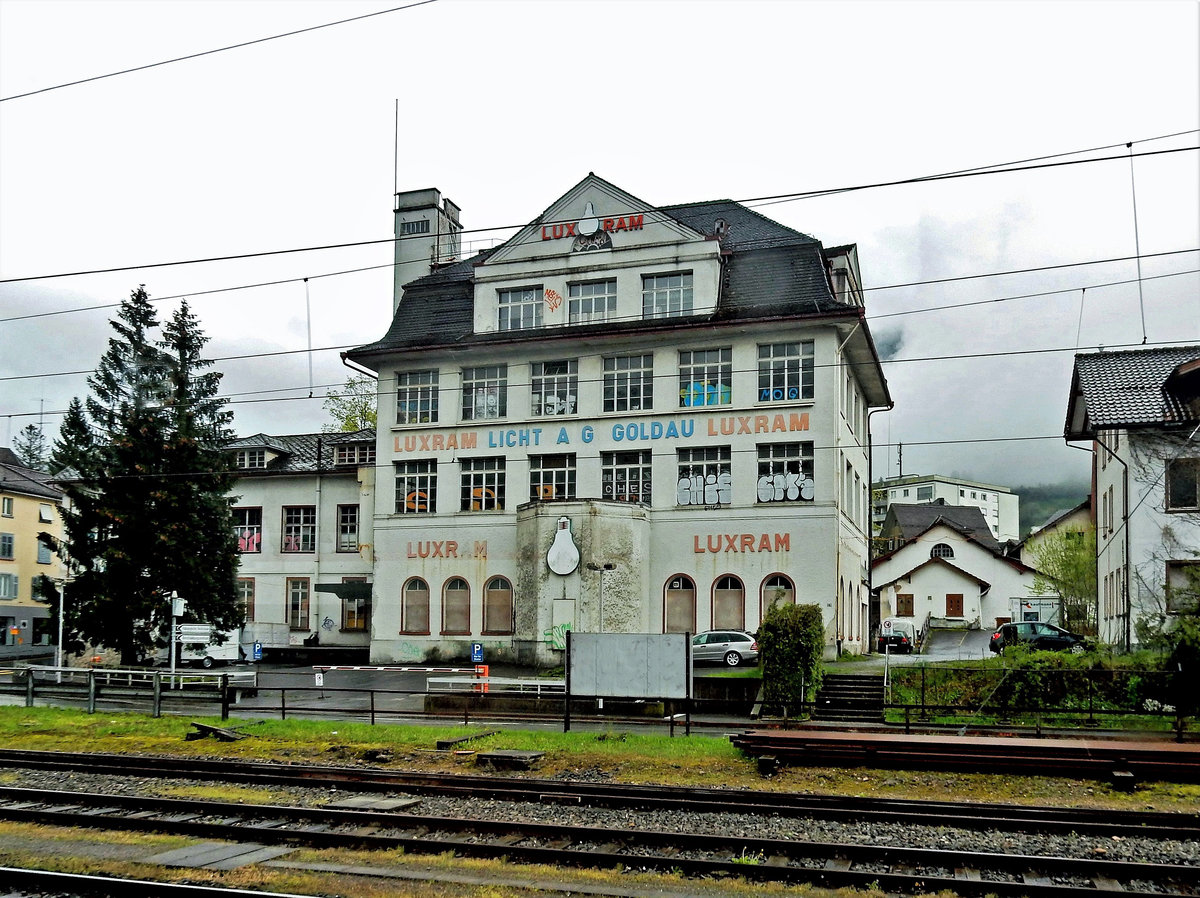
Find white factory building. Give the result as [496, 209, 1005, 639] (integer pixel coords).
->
[347, 175, 892, 666]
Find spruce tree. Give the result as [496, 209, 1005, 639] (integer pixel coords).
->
[12, 424, 49, 471]
[49, 288, 241, 666]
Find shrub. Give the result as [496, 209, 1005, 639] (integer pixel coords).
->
[760, 602, 824, 714]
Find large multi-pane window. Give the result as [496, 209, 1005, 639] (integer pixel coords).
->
[678, 348, 732, 407]
[483, 576, 514, 635]
[497, 286, 543, 331]
[340, 577, 369, 631]
[568, 279, 617, 324]
[642, 272, 692, 318]
[401, 578, 430, 634]
[395, 459, 437, 514]
[0, 573, 17, 600]
[0, 533, 12, 560]
[461, 365, 507, 420]
[602, 353, 653, 412]
[287, 578, 310, 629]
[601, 450, 652, 503]
[397, 370, 439, 424]
[460, 457, 505, 511]
[531, 359, 578, 416]
[530, 454, 576, 501]
[757, 341, 814, 402]
[236, 578, 255, 621]
[337, 504, 359, 552]
[677, 447, 732, 506]
[756, 442, 815, 503]
[281, 506, 316, 552]
[442, 577, 470, 635]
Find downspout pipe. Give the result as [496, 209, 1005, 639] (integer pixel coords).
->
[867, 402, 895, 652]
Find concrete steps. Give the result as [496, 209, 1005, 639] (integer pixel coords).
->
[813, 673, 885, 723]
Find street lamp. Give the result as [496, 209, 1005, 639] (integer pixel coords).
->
[585, 562, 616, 632]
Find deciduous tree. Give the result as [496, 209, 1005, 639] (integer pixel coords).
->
[321, 374, 377, 433]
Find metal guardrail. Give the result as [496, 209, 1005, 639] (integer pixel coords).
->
[426, 676, 566, 696]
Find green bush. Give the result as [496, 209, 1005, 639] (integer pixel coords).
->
[760, 602, 824, 713]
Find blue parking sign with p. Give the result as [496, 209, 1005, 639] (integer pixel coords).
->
[253, 642, 263, 661]
[471, 642, 484, 663]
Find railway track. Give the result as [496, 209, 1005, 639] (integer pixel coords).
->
[0, 748, 1195, 839]
[0, 784, 1195, 896]
[0, 865, 310, 898]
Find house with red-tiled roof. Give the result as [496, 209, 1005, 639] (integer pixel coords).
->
[1064, 345, 1200, 648]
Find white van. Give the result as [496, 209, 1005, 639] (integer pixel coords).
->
[162, 624, 243, 668]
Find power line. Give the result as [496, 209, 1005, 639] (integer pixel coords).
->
[2, 145, 1194, 285]
[0, 1, 440, 103]
[4, 336, 1195, 420]
[3, 246, 1195, 329]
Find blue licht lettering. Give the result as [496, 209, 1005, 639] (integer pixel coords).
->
[557, 427, 570, 445]
[581, 425, 594, 443]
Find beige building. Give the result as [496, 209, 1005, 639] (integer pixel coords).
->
[0, 448, 64, 658]
[348, 175, 891, 666]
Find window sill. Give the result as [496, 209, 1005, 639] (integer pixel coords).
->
[401, 630, 431, 636]
[281, 551, 316, 555]
[440, 630, 470, 637]
[339, 627, 368, 633]
[481, 630, 513, 637]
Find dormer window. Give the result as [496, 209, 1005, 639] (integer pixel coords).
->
[236, 449, 266, 469]
[498, 286, 543, 331]
[335, 444, 376, 466]
[642, 272, 692, 319]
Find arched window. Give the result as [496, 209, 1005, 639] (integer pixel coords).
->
[931, 543, 954, 559]
[483, 576, 513, 635]
[441, 577, 470, 635]
[713, 575, 745, 630]
[762, 574, 795, 619]
[401, 578, 430, 635]
[664, 575, 696, 633]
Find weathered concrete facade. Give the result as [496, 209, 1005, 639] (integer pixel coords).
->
[350, 175, 892, 666]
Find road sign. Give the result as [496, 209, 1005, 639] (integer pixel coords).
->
[176, 623, 213, 642]
[471, 642, 484, 663]
[882, 619, 892, 631]
[253, 642, 263, 661]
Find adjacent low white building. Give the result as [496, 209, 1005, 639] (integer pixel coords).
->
[348, 175, 892, 666]
[226, 431, 375, 657]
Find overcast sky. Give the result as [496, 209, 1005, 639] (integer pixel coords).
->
[1, 0, 1197, 491]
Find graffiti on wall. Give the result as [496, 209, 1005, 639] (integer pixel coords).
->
[542, 622, 571, 651]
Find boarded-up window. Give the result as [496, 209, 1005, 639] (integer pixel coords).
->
[483, 576, 513, 635]
[442, 577, 470, 635]
[946, 593, 964, 617]
[761, 574, 794, 618]
[664, 575, 696, 633]
[896, 593, 914, 617]
[713, 575, 744, 630]
[402, 578, 430, 634]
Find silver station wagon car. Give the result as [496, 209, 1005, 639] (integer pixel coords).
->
[692, 630, 760, 667]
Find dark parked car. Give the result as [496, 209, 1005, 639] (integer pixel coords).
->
[989, 621, 1090, 654]
[692, 630, 759, 667]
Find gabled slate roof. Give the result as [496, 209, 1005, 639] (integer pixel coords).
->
[0, 455, 62, 501]
[225, 431, 376, 475]
[879, 503, 1000, 552]
[349, 198, 849, 357]
[1065, 345, 1200, 439]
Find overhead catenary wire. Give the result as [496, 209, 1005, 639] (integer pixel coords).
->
[1, 144, 1195, 286]
[0, 0, 441, 103]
